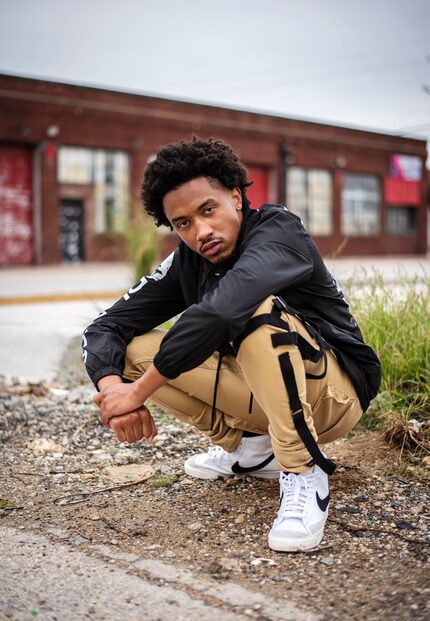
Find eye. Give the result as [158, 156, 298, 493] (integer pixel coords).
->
[176, 220, 189, 230]
[205, 206, 215, 214]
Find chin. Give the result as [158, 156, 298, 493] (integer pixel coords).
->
[209, 251, 233, 264]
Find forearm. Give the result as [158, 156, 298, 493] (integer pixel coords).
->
[133, 363, 168, 403]
[96, 365, 167, 401]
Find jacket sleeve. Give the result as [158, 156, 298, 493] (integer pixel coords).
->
[153, 209, 314, 378]
[82, 250, 186, 387]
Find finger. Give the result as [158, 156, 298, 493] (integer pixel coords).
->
[110, 418, 126, 443]
[101, 409, 113, 428]
[93, 392, 102, 405]
[139, 410, 154, 440]
[147, 420, 158, 444]
[116, 425, 127, 443]
[124, 420, 136, 444]
[101, 403, 117, 427]
[126, 412, 143, 443]
[132, 417, 144, 443]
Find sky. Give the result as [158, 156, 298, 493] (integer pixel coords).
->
[0, 0, 429, 158]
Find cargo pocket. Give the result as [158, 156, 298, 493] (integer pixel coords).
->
[312, 383, 362, 444]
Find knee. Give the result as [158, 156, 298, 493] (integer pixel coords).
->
[251, 295, 277, 318]
[125, 329, 166, 375]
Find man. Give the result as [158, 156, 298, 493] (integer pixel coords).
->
[84, 137, 381, 552]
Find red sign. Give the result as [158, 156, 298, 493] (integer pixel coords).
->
[384, 177, 421, 206]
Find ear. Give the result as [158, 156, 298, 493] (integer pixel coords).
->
[231, 187, 242, 211]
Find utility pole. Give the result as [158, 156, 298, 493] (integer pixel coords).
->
[280, 143, 290, 206]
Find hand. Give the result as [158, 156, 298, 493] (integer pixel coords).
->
[108, 405, 158, 444]
[94, 381, 144, 426]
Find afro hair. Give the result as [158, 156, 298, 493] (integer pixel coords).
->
[141, 136, 252, 227]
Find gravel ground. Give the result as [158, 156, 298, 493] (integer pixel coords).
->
[1, 337, 429, 621]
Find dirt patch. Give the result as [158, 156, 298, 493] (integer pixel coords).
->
[0, 343, 429, 621]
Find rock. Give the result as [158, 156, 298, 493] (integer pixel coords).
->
[321, 556, 334, 566]
[28, 438, 63, 455]
[49, 388, 70, 399]
[188, 522, 202, 533]
[219, 557, 238, 571]
[235, 514, 246, 524]
[342, 506, 361, 514]
[394, 520, 413, 530]
[225, 478, 238, 486]
[91, 451, 113, 465]
[113, 448, 140, 465]
[422, 455, 430, 468]
[250, 557, 277, 566]
[105, 463, 154, 484]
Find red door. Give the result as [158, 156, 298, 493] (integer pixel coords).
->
[0, 146, 33, 265]
[246, 166, 269, 210]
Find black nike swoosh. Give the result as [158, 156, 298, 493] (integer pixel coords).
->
[316, 491, 330, 512]
[231, 453, 275, 474]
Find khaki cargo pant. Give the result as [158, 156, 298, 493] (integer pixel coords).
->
[123, 296, 362, 472]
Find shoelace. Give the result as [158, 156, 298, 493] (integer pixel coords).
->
[278, 471, 315, 519]
[207, 445, 228, 462]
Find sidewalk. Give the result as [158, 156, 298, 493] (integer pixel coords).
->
[1, 256, 429, 304]
[0, 263, 134, 382]
[0, 256, 428, 383]
[0, 262, 133, 304]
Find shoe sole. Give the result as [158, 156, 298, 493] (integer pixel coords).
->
[268, 525, 325, 552]
[184, 458, 279, 480]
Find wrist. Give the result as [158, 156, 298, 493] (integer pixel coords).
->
[97, 375, 123, 391]
[134, 374, 150, 403]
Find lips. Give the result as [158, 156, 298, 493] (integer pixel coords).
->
[201, 240, 222, 256]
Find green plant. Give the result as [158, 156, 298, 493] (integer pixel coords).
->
[126, 211, 159, 283]
[150, 474, 178, 488]
[343, 270, 430, 454]
[0, 497, 16, 510]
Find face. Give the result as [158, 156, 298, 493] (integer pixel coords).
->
[163, 177, 243, 264]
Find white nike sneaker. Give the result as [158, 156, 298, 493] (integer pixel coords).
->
[184, 435, 279, 480]
[268, 463, 329, 552]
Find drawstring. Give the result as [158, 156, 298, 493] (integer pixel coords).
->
[248, 391, 254, 414]
[211, 355, 254, 430]
[211, 353, 224, 430]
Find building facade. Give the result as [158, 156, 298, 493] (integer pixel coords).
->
[0, 74, 427, 266]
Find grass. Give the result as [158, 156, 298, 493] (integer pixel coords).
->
[0, 497, 16, 510]
[343, 270, 430, 456]
[126, 212, 159, 283]
[150, 474, 178, 488]
[137, 261, 429, 460]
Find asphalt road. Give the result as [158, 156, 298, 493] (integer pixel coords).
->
[0, 527, 315, 621]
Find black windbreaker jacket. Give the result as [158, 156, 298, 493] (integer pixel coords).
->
[83, 204, 381, 411]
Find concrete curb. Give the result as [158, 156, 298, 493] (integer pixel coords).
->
[0, 291, 125, 306]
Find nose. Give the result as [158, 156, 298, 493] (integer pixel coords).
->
[195, 218, 213, 243]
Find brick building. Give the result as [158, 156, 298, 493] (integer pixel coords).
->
[0, 73, 427, 266]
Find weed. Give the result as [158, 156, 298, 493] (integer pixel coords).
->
[150, 474, 178, 488]
[126, 212, 159, 283]
[0, 497, 16, 510]
[344, 270, 430, 455]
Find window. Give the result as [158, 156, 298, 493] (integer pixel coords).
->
[287, 168, 333, 235]
[58, 147, 130, 233]
[387, 207, 417, 234]
[58, 147, 93, 184]
[341, 173, 380, 236]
